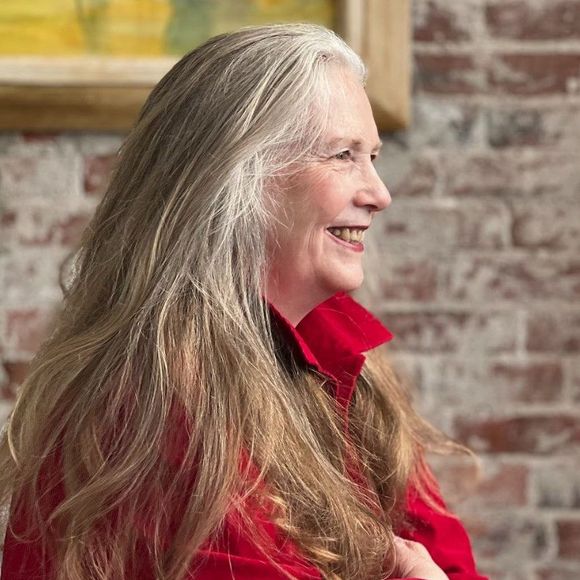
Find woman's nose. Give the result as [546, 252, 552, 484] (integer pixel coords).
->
[356, 162, 392, 211]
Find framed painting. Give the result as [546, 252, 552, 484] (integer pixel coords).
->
[0, 0, 410, 132]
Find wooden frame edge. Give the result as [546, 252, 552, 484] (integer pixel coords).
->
[337, 0, 411, 131]
[0, 0, 410, 132]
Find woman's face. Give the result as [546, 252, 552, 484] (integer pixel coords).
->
[266, 67, 391, 324]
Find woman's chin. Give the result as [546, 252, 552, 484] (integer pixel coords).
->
[320, 270, 364, 296]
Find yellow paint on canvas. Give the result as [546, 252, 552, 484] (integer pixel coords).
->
[213, 0, 333, 36]
[0, 0, 83, 55]
[249, 0, 333, 25]
[0, 0, 333, 57]
[0, 0, 171, 56]
[170, 0, 334, 53]
[93, 0, 172, 55]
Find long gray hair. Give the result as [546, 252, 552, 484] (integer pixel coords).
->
[0, 24, 463, 580]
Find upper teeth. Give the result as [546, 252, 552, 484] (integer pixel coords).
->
[328, 227, 364, 243]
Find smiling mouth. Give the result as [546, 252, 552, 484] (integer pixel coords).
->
[327, 227, 366, 244]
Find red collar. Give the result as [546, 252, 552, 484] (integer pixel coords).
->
[268, 293, 393, 402]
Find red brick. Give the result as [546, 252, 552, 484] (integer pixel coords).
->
[427, 357, 564, 406]
[456, 201, 511, 249]
[414, 0, 477, 42]
[21, 133, 59, 143]
[489, 53, 580, 96]
[533, 460, 580, 508]
[384, 155, 438, 197]
[377, 258, 438, 301]
[431, 456, 529, 508]
[442, 255, 580, 302]
[4, 250, 68, 305]
[557, 519, 580, 559]
[569, 358, 580, 403]
[445, 152, 519, 196]
[512, 199, 580, 250]
[454, 414, 580, 454]
[54, 213, 91, 246]
[0, 360, 30, 400]
[406, 99, 482, 149]
[458, 511, 549, 560]
[428, 455, 480, 503]
[390, 355, 424, 395]
[5, 308, 57, 356]
[1, 207, 92, 247]
[476, 566, 532, 580]
[486, 1, 580, 41]
[535, 563, 580, 579]
[1, 208, 17, 229]
[446, 151, 580, 197]
[0, 151, 81, 203]
[487, 103, 580, 149]
[491, 360, 564, 402]
[379, 310, 518, 353]
[380, 199, 510, 250]
[415, 53, 484, 94]
[487, 108, 543, 148]
[83, 154, 117, 197]
[473, 463, 530, 507]
[527, 311, 580, 353]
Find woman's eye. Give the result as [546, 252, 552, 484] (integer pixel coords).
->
[334, 150, 352, 161]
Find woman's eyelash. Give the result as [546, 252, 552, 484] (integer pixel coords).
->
[334, 150, 352, 160]
[334, 150, 378, 162]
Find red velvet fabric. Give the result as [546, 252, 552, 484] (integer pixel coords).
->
[1, 292, 488, 579]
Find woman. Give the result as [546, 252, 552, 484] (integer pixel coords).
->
[0, 24, 487, 580]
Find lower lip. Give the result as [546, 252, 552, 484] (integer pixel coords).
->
[325, 230, 364, 253]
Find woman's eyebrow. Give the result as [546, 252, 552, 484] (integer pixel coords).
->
[327, 137, 383, 152]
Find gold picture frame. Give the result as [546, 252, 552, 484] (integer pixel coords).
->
[0, 0, 410, 132]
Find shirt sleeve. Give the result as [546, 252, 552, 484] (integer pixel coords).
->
[2, 499, 54, 579]
[397, 475, 490, 580]
[181, 509, 322, 580]
[1, 503, 322, 580]
[2, 456, 486, 580]
[184, 551, 321, 580]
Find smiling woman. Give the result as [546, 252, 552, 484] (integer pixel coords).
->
[0, 23, 487, 580]
[266, 67, 391, 325]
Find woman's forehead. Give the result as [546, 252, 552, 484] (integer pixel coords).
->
[323, 71, 379, 144]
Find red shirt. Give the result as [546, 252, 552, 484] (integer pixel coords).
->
[2, 292, 488, 579]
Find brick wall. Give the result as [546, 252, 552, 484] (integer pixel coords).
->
[1, 1, 579, 577]
[359, 1, 580, 578]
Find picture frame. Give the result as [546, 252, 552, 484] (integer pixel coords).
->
[0, 0, 410, 132]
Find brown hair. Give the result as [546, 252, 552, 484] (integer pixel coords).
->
[0, 24, 469, 579]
